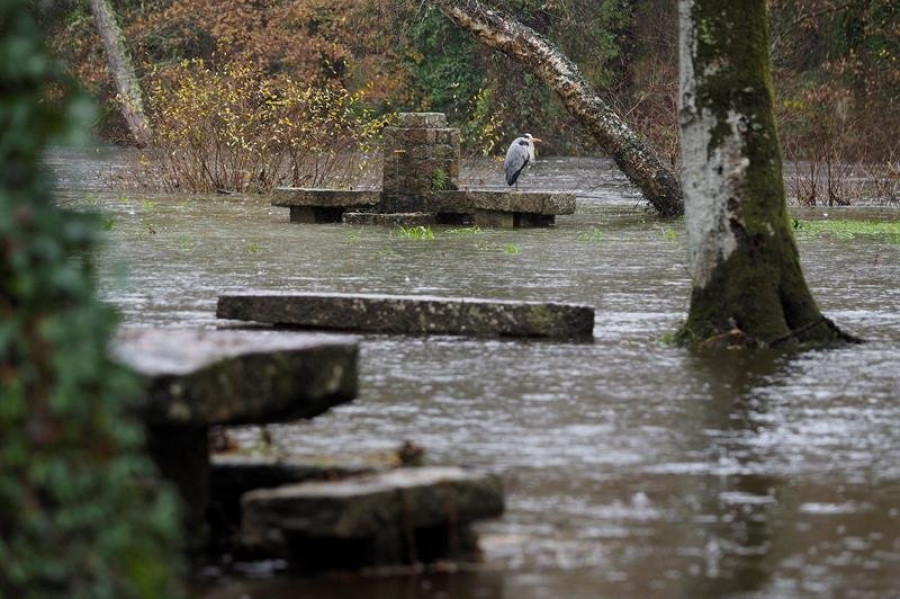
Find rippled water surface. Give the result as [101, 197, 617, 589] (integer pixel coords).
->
[51, 148, 900, 599]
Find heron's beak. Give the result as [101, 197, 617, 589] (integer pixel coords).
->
[532, 137, 543, 143]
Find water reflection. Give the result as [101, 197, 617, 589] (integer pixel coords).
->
[677, 351, 783, 598]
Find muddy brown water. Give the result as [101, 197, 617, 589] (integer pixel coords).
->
[50, 148, 900, 599]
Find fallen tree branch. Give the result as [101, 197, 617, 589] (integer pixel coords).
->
[430, 0, 683, 217]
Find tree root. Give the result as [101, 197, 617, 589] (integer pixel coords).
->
[694, 317, 863, 350]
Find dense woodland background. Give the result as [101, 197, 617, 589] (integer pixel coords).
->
[41, 0, 898, 197]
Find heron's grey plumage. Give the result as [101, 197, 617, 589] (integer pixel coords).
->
[504, 133, 539, 187]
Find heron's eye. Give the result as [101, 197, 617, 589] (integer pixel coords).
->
[519, 140, 530, 147]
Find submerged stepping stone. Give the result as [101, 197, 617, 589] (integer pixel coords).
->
[217, 292, 595, 340]
[112, 328, 359, 538]
[241, 467, 504, 571]
[209, 453, 377, 544]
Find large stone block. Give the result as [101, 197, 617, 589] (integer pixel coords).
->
[435, 190, 576, 215]
[113, 328, 360, 541]
[271, 188, 380, 208]
[114, 328, 359, 426]
[216, 292, 595, 340]
[209, 454, 376, 543]
[241, 467, 504, 570]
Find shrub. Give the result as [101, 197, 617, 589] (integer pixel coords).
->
[142, 59, 392, 193]
[0, 5, 182, 598]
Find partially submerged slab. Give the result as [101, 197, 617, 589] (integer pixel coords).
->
[210, 453, 377, 543]
[114, 328, 359, 426]
[271, 188, 381, 208]
[217, 292, 595, 340]
[271, 189, 382, 224]
[241, 467, 504, 570]
[433, 190, 576, 215]
[113, 328, 360, 538]
[272, 188, 575, 227]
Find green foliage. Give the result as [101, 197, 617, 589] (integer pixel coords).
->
[794, 219, 900, 243]
[576, 226, 604, 244]
[404, 7, 483, 123]
[460, 87, 503, 156]
[395, 225, 435, 240]
[430, 168, 450, 191]
[144, 59, 392, 193]
[0, 4, 182, 598]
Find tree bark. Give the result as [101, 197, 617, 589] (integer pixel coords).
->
[89, 0, 151, 147]
[677, 0, 856, 347]
[430, 0, 683, 218]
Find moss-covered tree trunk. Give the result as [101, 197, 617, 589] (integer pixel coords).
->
[89, 0, 151, 147]
[677, 0, 855, 347]
[432, 0, 683, 218]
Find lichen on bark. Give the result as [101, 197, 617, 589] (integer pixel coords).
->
[676, 0, 857, 348]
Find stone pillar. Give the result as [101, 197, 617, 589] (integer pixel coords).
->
[382, 113, 460, 202]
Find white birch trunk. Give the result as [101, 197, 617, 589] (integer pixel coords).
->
[678, 0, 744, 288]
[675, 0, 854, 346]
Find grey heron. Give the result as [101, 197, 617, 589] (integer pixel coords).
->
[504, 133, 542, 190]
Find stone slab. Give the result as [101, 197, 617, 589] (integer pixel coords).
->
[434, 190, 576, 215]
[209, 454, 377, 544]
[113, 328, 359, 426]
[242, 467, 503, 539]
[271, 188, 380, 208]
[216, 292, 595, 340]
[342, 212, 437, 226]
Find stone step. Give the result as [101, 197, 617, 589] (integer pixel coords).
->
[111, 328, 359, 537]
[113, 328, 359, 426]
[241, 467, 504, 571]
[217, 292, 595, 340]
[209, 453, 378, 545]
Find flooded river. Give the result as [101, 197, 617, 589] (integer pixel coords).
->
[51, 148, 900, 599]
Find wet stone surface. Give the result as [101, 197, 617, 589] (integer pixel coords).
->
[209, 453, 377, 546]
[217, 292, 595, 340]
[113, 328, 359, 426]
[241, 467, 504, 572]
[112, 328, 359, 536]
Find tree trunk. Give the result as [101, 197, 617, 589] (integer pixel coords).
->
[677, 0, 855, 347]
[431, 0, 683, 218]
[89, 0, 151, 147]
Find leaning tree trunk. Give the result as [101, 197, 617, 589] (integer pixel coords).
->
[677, 0, 855, 347]
[89, 0, 151, 147]
[431, 0, 683, 218]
